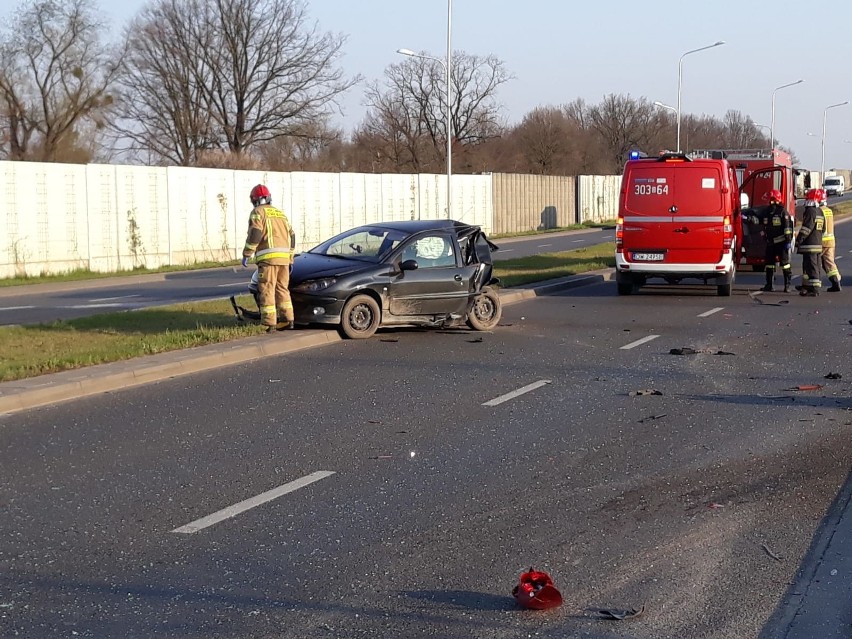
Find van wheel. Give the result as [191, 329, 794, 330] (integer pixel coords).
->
[717, 272, 734, 297]
[616, 273, 634, 295]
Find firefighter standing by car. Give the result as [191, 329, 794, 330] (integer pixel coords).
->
[818, 189, 842, 292]
[795, 189, 826, 296]
[745, 189, 794, 292]
[242, 184, 297, 332]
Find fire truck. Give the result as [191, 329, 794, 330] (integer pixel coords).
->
[689, 148, 798, 271]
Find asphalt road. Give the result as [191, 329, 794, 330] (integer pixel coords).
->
[0, 228, 614, 326]
[1, 266, 850, 638]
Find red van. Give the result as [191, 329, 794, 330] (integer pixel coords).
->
[615, 152, 742, 296]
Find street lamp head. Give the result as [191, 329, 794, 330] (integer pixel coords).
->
[396, 48, 417, 57]
[713, 40, 725, 46]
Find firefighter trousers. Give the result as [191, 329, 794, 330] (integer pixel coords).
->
[256, 263, 294, 327]
[801, 253, 822, 291]
[821, 246, 841, 281]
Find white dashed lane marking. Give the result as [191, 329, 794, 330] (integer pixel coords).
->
[483, 380, 552, 407]
[697, 307, 724, 318]
[171, 470, 336, 534]
[620, 335, 660, 350]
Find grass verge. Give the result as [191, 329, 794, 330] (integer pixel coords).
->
[0, 242, 615, 382]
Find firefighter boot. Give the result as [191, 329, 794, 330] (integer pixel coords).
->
[783, 271, 792, 293]
[828, 276, 842, 292]
[762, 270, 774, 292]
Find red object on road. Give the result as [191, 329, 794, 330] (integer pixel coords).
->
[512, 568, 563, 610]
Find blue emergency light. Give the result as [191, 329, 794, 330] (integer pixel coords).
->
[629, 151, 647, 160]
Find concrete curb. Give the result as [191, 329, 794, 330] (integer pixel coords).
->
[0, 269, 614, 416]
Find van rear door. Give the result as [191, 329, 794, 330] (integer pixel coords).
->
[622, 160, 727, 265]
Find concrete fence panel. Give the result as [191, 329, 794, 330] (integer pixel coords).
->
[577, 175, 622, 223]
[491, 173, 576, 235]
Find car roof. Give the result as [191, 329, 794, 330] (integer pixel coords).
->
[366, 219, 476, 234]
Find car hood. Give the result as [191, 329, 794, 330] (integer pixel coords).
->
[290, 252, 370, 283]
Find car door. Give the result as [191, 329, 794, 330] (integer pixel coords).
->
[387, 232, 475, 316]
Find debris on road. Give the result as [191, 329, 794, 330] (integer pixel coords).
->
[824, 372, 843, 379]
[762, 543, 782, 561]
[784, 384, 824, 391]
[629, 389, 663, 397]
[669, 347, 736, 356]
[512, 568, 563, 610]
[638, 414, 667, 423]
[595, 605, 645, 620]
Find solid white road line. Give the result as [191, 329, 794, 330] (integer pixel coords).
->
[483, 380, 552, 407]
[697, 307, 724, 318]
[90, 295, 141, 302]
[0, 306, 36, 311]
[620, 335, 660, 350]
[171, 470, 336, 534]
[217, 282, 249, 287]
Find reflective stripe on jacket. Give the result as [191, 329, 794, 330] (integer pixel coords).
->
[796, 205, 825, 254]
[821, 206, 835, 247]
[243, 204, 296, 265]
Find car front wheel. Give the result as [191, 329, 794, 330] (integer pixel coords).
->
[466, 286, 502, 331]
[340, 294, 381, 339]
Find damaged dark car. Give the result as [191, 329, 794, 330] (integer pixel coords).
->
[288, 219, 502, 339]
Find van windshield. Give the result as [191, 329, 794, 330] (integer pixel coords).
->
[825, 178, 841, 185]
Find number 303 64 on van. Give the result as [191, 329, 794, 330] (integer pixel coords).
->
[615, 152, 741, 296]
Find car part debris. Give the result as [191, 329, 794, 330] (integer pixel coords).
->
[762, 543, 782, 561]
[629, 389, 663, 396]
[597, 605, 645, 620]
[512, 568, 563, 610]
[785, 384, 824, 391]
[824, 372, 842, 380]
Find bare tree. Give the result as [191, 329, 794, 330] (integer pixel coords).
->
[114, 0, 359, 166]
[588, 94, 664, 172]
[0, 0, 121, 162]
[361, 51, 511, 173]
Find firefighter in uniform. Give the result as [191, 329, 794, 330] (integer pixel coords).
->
[796, 189, 826, 296]
[818, 189, 842, 292]
[747, 189, 794, 292]
[242, 184, 297, 332]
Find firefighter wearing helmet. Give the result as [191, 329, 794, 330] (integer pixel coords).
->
[746, 189, 794, 292]
[242, 184, 297, 331]
[796, 189, 827, 296]
[817, 189, 842, 292]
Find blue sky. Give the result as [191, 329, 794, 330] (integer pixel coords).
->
[2, 0, 850, 171]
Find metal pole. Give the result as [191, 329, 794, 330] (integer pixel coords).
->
[770, 80, 803, 152]
[821, 101, 849, 184]
[446, 0, 452, 219]
[676, 41, 724, 153]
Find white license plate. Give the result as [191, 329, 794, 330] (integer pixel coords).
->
[632, 252, 664, 261]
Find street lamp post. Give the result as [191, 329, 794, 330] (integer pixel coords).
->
[770, 80, 803, 151]
[653, 101, 678, 150]
[676, 40, 725, 153]
[397, 1, 453, 218]
[821, 101, 849, 184]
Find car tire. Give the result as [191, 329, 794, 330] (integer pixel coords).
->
[466, 286, 502, 331]
[340, 294, 381, 339]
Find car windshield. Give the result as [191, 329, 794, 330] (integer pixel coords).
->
[309, 226, 408, 262]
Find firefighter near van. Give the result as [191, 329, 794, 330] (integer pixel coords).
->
[818, 190, 842, 292]
[796, 189, 826, 296]
[242, 184, 297, 332]
[742, 189, 793, 293]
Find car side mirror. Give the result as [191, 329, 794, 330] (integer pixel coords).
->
[400, 259, 419, 271]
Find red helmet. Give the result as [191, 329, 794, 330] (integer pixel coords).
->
[805, 188, 822, 202]
[768, 189, 782, 202]
[250, 184, 271, 206]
